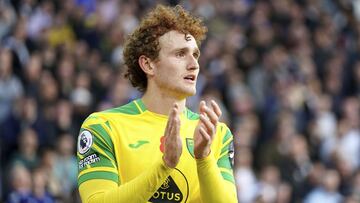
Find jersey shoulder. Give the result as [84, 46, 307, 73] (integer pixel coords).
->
[217, 122, 233, 144]
[81, 100, 145, 127]
[103, 99, 146, 115]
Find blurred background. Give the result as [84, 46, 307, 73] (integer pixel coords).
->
[1, 0, 360, 202]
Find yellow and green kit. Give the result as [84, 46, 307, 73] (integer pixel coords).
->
[77, 99, 237, 203]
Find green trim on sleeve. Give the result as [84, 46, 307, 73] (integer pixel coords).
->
[78, 171, 119, 186]
[105, 120, 112, 130]
[88, 124, 114, 150]
[217, 155, 232, 170]
[220, 141, 231, 155]
[222, 129, 232, 144]
[220, 171, 235, 184]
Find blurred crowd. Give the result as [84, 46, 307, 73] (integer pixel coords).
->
[1, 0, 360, 202]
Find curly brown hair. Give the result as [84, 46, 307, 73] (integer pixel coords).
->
[123, 5, 207, 92]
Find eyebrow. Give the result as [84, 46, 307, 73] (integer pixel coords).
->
[173, 47, 201, 56]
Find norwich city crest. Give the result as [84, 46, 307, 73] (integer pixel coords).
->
[186, 138, 194, 158]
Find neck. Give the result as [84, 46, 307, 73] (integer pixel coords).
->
[142, 90, 187, 115]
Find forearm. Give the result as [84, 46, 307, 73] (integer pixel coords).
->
[196, 154, 237, 203]
[80, 158, 173, 203]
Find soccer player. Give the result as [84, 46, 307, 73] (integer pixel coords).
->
[77, 5, 237, 203]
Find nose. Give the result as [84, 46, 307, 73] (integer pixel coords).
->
[187, 55, 199, 70]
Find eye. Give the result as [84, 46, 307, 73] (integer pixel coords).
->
[176, 50, 186, 58]
[193, 52, 200, 59]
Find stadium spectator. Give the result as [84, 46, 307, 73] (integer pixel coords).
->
[53, 133, 77, 199]
[6, 164, 32, 203]
[0, 48, 23, 123]
[304, 169, 343, 203]
[8, 127, 39, 171]
[29, 167, 55, 203]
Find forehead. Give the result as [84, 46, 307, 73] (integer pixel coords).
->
[158, 30, 198, 51]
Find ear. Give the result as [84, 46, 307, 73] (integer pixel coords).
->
[138, 55, 155, 76]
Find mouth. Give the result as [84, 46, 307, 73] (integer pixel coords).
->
[183, 74, 196, 83]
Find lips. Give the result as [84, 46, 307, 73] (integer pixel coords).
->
[183, 74, 196, 82]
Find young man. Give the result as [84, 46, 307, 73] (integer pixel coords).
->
[77, 5, 237, 203]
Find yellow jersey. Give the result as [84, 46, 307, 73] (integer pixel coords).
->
[77, 99, 237, 203]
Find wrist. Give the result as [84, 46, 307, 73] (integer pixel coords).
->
[194, 148, 211, 159]
[162, 155, 176, 168]
[195, 151, 215, 167]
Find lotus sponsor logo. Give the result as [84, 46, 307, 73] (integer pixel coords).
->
[149, 176, 183, 202]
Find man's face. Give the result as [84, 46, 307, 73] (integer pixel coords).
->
[150, 30, 200, 99]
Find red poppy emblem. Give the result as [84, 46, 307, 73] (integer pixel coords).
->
[160, 136, 165, 153]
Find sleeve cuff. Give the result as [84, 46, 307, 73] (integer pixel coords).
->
[195, 151, 216, 169]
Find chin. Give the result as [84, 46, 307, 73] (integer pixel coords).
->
[173, 88, 196, 99]
[183, 88, 196, 97]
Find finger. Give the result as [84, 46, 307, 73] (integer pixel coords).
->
[172, 112, 180, 138]
[203, 105, 219, 126]
[165, 115, 173, 137]
[210, 100, 222, 118]
[165, 104, 178, 137]
[199, 126, 211, 142]
[170, 104, 181, 138]
[199, 100, 206, 114]
[199, 101, 211, 122]
[173, 103, 179, 110]
[200, 114, 215, 136]
[172, 103, 179, 117]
